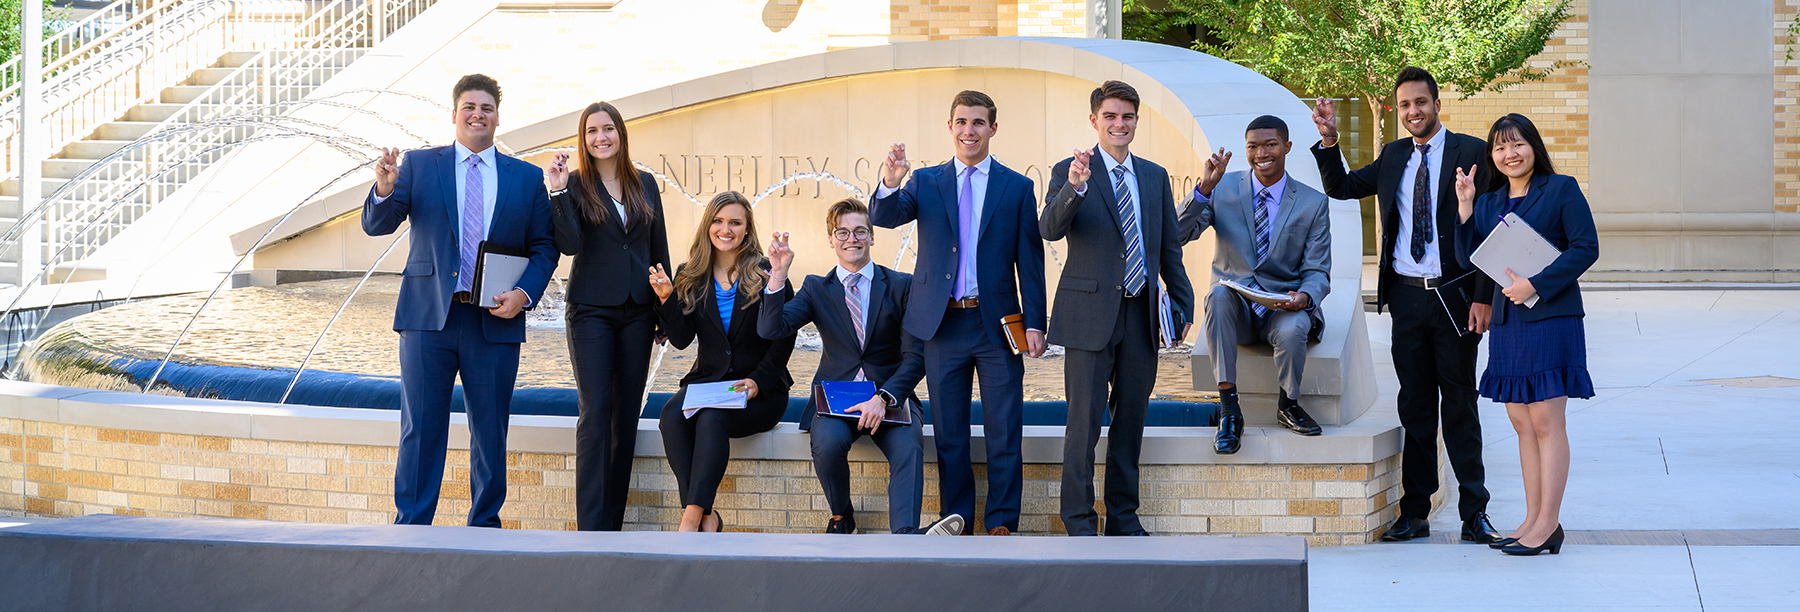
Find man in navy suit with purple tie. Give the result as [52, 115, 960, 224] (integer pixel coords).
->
[870, 90, 1047, 536]
[363, 74, 558, 527]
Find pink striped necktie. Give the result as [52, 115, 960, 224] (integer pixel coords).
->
[845, 273, 866, 381]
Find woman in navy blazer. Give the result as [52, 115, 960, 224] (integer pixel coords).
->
[1453, 113, 1598, 557]
[648, 191, 795, 532]
[546, 102, 672, 532]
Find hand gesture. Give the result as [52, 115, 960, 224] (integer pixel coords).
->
[734, 378, 760, 399]
[1454, 164, 1478, 222]
[373, 148, 400, 198]
[1198, 148, 1230, 198]
[1067, 149, 1092, 187]
[767, 232, 794, 288]
[847, 395, 887, 433]
[881, 143, 910, 189]
[648, 264, 674, 303]
[1502, 268, 1537, 305]
[1025, 329, 1047, 358]
[1312, 97, 1339, 142]
[548, 152, 570, 192]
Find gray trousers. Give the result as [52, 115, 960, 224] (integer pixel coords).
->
[1059, 292, 1157, 536]
[809, 406, 925, 532]
[1205, 284, 1312, 396]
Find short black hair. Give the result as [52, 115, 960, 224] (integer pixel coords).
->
[950, 90, 996, 123]
[1245, 115, 1289, 142]
[1089, 80, 1140, 114]
[1393, 66, 1438, 100]
[453, 74, 502, 106]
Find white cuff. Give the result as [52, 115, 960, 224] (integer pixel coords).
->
[371, 187, 390, 204]
[874, 181, 899, 200]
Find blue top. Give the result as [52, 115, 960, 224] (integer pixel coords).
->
[715, 279, 736, 331]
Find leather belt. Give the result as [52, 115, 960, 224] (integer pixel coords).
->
[1397, 275, 1446, 289]
[947, 296, 980, 309]
[452, 291, 474, 304]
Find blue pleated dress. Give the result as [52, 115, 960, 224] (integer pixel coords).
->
[1478, 196, 1596, 404]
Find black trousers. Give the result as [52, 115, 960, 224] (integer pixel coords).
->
[1060, 292, 1156, 536]
[568, 301, 657, 531]
[1388, 283, 1490, 521]
[658, 383, 787, 511]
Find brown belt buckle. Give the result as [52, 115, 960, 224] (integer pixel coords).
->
[452, 291, 473, 304]
[949, 296, 979, 309]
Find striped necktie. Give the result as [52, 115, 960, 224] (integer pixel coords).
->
[1113, 164, 1146, 297]
[1248, 189, 1272, 317]
[844, 273, 866, 381]
[458, 154, 484, 293]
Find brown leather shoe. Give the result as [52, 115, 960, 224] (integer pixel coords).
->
[987, 526, 1011, 536]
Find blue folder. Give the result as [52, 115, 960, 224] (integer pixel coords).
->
[813, 380, 913, 425]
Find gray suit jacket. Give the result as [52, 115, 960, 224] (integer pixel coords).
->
[1040, 150, 1194, 352]
[1177, 171, 1332, 339]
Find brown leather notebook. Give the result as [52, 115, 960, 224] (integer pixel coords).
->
[1000, 313, 1027, 355]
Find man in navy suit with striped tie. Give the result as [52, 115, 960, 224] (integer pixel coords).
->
[363, 74, 558, 527]
[870, 90, 1047, 536]
[1042, 81, 1193, 536]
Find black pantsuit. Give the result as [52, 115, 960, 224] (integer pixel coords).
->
[1387, 283, 1487, 520]
[658, 383, 788, 511]
[551, 171, 671, 532]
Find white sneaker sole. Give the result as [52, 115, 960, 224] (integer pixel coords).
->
[925, 514, 965, 536]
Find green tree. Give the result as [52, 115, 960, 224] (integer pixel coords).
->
[1126, 0, 1577, 160]
[1, 0, 60, 66]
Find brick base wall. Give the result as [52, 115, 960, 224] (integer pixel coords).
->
[1, 417, 1397, 545]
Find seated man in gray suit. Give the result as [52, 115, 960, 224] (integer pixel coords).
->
[1178, 115, 1332, 454]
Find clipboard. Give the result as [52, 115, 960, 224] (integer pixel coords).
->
[472, 241, 531, 308]
[813, 381, 914, 426]
[1469, 213, 1561, 309]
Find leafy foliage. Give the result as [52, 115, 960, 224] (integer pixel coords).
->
[1, 0, 62, 66]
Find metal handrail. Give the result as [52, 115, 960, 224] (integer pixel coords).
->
[22, 0, 436, 270]
[0, 0, 171, 97]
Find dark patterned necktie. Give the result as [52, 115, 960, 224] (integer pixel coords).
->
[1248, 189, 1271, 317]
[1411, 143, 1432, 263]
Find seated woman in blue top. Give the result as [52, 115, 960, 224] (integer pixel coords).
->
[1452, 113, 1598, 557]
[648, 191, 796, 532]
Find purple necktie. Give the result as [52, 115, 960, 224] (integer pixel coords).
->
[458, 153, 484, 293]
[955, 165, 977, 300]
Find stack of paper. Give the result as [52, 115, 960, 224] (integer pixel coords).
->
[1220, 279, 1292, 308]
[681, 381, 748, 419]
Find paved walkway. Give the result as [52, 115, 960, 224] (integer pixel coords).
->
[1313, 288, 1800, 610]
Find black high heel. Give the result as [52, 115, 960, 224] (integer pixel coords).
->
[1489, 536, 1520, 550]
[702, 509, 725, 533]
[1501, 525, 1563, 556]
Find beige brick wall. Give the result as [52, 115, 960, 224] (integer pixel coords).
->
[1777, 0, 1800, 213]
[890, 0, 1086, 40]
[1439, 0, 1590, 190]
[1, 417, 1397, 545]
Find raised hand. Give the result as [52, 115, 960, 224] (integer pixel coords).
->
[881, 142, 910, 189]
[648, 263, 674, 303]
[1454, 164, 1478, 222]
[1068, 148, 1092, 187]
[767, 232, 794, 289]
[1312, 97, 1339, 143]
[1198, 148, 1231, 198]
[547, 152, 570, 192]
[373, 147, 400, 198]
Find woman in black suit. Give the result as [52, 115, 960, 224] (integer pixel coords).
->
[546, 101, 671, 532]
[648, 190, 795, 532]
[1453, 113, 1599, 556]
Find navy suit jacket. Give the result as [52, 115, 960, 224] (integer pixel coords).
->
[362, 145, 558, 343]
[870, 159, 1046, 347]
[757, 265, 925, 430]
[1455, 174, 1598, 325]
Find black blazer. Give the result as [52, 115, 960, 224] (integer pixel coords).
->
[551, 171, 672, 307]
[757, 265, 925, 430]
[1311, 131, 1495, 313]
[657, 264, 797, 395]
[1039, 149, 1194, 352]
[1454, 174, 1598, 325]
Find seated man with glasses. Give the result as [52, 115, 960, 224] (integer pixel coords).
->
[760, 198, 963, 536]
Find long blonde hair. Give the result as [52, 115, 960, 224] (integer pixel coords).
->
[673, 191, 767, 314]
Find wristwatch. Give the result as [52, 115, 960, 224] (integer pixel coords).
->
[877, 389, 899, 408]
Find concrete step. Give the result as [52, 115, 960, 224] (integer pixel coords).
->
[218, 48, 369, 69]
[160, 86, 219, 105]
[127, 103, 187, 123]
[95, 122, 158, 142]
[0, 196, 21, 217]
[58, 140, 133, 161]
[42, 159, 105, 181]
[0, 178, 71, 198]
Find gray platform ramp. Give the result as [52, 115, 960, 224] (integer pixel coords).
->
[0, 515, 1307, 611]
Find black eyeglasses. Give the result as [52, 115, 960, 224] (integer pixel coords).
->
[832, 228, 873, 242]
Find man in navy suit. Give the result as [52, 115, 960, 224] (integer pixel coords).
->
[870, 90, 1047, 536]
[759, 198, 963, 536]
[363, 74, 558, 527]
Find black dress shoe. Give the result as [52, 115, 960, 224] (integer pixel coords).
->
[825, 514, 856, 534]
[1502, 525, 1564, 556]
[1276, 392, 1322, 436]
[1380, 516, 1430, 541]
[1488, 536, 1519, 550]
[1461, 513, 1501, 544]
[1215, 412, 1243, 454]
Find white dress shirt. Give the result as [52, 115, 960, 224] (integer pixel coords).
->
[1394, 126, 1445, 278]
[369, 141, 498, 241]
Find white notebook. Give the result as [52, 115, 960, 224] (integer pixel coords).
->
[681, 381, 748, 419]
[1469, 213, 1561, 308]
